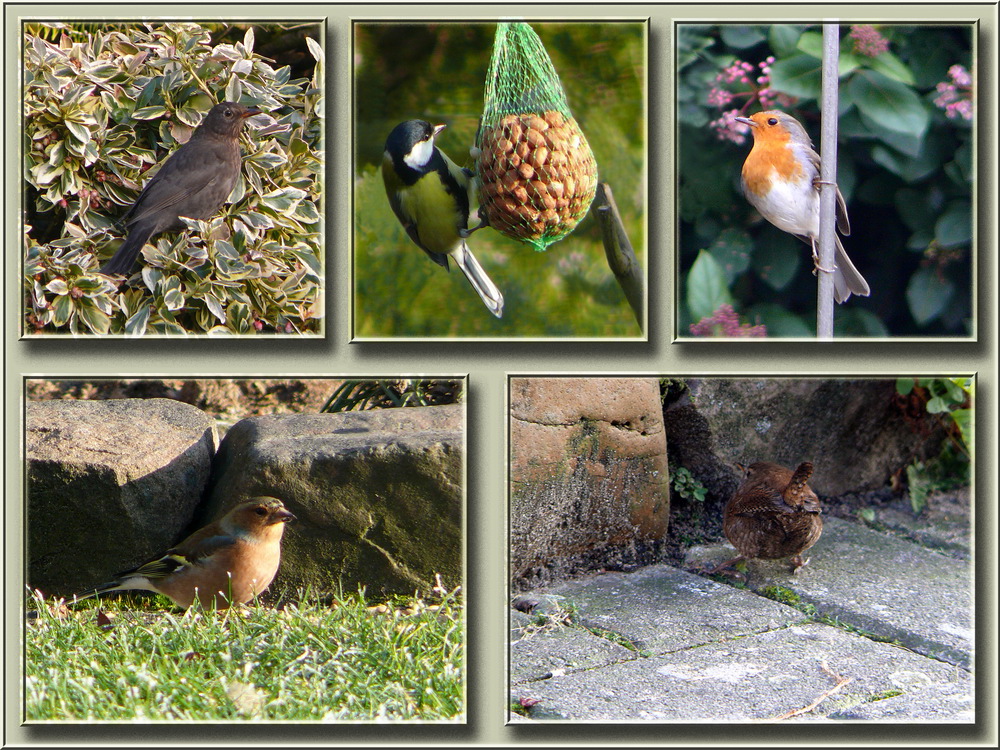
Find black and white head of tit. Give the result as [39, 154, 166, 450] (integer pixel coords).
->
[382, 119, 504, 318]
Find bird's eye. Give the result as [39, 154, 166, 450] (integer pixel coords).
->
[225, 108, 234, 117]
[254, 506, 267, 516]
[767, 117, 778, 126]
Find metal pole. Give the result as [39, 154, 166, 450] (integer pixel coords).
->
[817, 23, 841, 338]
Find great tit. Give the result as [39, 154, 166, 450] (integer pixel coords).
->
[382, 119, 504, 318]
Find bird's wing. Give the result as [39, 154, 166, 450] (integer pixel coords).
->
[123, 141, 234, 227]
[386, 188, 445, 260]
[118, 531, 236, 582]
[381, 159, 451, 268]
[835, 186, 851, 236]
[807, 147, 851, 237]
[730, 489, 788, 516]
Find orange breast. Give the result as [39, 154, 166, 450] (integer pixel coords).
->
[742, 137, 804, 197]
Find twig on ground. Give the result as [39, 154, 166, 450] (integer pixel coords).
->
[771, 659, 853, 720]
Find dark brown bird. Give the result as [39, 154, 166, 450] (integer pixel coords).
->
[712, 461, 823, 574]
[100, 101, 261, 277]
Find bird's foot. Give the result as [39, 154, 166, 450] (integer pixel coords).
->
[790, 554, 809, 573]
[701, 555, 748, 581]
[810, 252, 837, 275]
[461, 217, 490, 238]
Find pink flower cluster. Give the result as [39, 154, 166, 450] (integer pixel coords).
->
[934, 64, 974, 121]
[689, 304, 767, 338]
[849, 25, 890, 57]
[707, 56, 794, 143]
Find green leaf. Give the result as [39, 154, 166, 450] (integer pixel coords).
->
[305, 36, 324, 63]
[752, 235, 800, 291]
[708, 228, 753, 284]
[950, 408, 972, 453]
[926, 396, 948, 414]
[202, 294, 226, 322]
[867, 51, 916, 85]
[847, 69, 928, 138]
[125, 304, 151, 336]
[833, 308, 889, 338]
[935, 202, 972, 248]
[796, 31, 823, 58]
[76, 299, 111, 334]
[45, 278, 69, 295]
[64, 119, 91, 144]
[769, 25, 806, 57]
[686, 250, 732, 322]
[767, 54, 821, 99]
[159, 276, 186, 311]
[906, 266, 955, 325]
[132, 105, 168, 120]
[747, 303, 812, 337]
[871, 144, 937, 183]
[227, 301, 253, 333]
[225, 74, 242, 103]
[897, 378, 915, 396]
[720, 26, 766, 49]
[260, 187, 306, 214]
[52, 293, 73, 326]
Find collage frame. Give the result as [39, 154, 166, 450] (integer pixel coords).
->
[4, 1, 998, 747]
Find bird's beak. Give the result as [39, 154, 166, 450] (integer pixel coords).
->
[243, 108, 262, 119]
[275, 507, 297, 524]
[433, 123, 447, 137]
[734, 116, 755, 127]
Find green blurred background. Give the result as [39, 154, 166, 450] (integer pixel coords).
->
[354, 22, 646, 338]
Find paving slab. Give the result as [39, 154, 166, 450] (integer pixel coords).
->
[511, 616, 637, 683]
[685, 517, 973, 668]
[512, 565, 807, 663]
[869, 489, 971, 559]
[509, 534, 974, 723]
[826, 678, 974, 722]
[511, 621, 971, 722]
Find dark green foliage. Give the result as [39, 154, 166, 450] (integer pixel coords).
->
[321, 379, 464, 413]
[678, 24, 973, 337]
[896, 377, 972, 513]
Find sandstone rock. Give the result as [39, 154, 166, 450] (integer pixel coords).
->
[26, 398, 217, 595]
[510, 377, 669, 590]
[664, 378, 948, 498]
[204, 405, 464, 599]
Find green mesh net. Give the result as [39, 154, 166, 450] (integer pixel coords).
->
[476, 22, 598, 252]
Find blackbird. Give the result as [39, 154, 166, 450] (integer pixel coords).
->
[712, 461, 823, 574]
[100, 101, 261, 277]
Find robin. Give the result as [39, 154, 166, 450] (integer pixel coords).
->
[100, 101, 261, 277]
[735, 111, 870, 304]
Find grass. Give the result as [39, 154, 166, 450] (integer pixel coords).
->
[24, 587, 464, 722]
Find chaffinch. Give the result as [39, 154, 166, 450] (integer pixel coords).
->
[73, 497, 296, 609]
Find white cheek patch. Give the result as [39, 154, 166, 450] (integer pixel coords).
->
[405, 137, 435, 169]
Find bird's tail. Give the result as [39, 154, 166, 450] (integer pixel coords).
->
[833, 236, 870, 304]
[100, 225, 153, 277]
[784, 461, 822, 513]
[452, 241, 504, 318]
[67, 580, 120, 604]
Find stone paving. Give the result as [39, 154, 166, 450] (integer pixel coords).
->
[509, 512, 974, 722]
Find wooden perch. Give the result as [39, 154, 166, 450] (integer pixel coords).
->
[595, 182, 644, 330]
